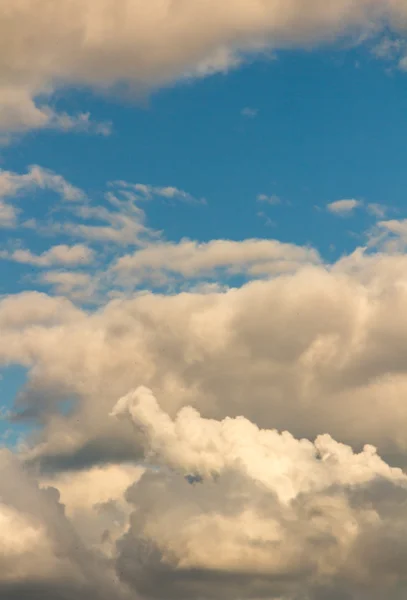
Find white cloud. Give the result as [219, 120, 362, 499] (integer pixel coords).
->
[1, 0, 407, 132]
[0, 165, 85, 203]
[1, 244, 94, 267]
[327, 198, 362, 215]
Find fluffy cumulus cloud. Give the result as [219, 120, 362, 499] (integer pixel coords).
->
[1, 0, 407, 132]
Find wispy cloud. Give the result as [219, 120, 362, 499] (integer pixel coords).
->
[0, 165, 86, 202]
[367, 203, 387, 218]
[109, 181, 206, 205]
[241, 107, 258, 118]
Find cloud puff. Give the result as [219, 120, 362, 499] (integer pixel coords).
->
[327, 198, 362, 215]
[1, 0, 407, 132]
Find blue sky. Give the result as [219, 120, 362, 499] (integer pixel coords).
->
[3, 46, 407, 260]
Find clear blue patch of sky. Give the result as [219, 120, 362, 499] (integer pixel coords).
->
[1, 45, 407, 265]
